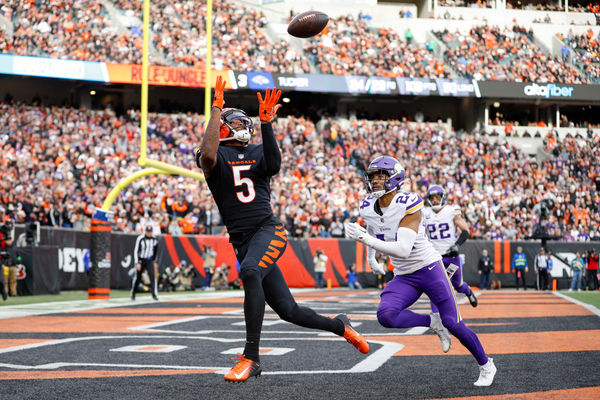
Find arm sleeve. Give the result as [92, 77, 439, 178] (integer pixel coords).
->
[455, 230, 471, 246]
[260, 122, 281, 176]
[363, 227, 417, 259]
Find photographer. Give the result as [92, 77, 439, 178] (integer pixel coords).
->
[313, 249, 328, 289]
[1, 236, 18, 298]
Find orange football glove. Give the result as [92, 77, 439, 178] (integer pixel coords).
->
[212, 75, 226, 110]
[257, 87, 282, 122]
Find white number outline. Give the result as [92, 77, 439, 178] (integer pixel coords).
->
[232, 165, 255, 203]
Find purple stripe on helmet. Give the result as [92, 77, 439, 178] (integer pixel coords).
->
[426, 185, 445, 197]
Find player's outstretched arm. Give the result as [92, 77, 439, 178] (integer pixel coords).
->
[257, 87, 282, 175]
[345, 211, 420, 259]
[199, 76, 226, 178]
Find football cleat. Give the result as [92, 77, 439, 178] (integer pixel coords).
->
[335, 314, 370, 354]
[467, 291, 478, 307]
[430, 312, 451, 353]
[474, 358, 497, 386]
[224, 354, 262, 382]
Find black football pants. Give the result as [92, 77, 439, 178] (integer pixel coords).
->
[235, 223, 344, 362]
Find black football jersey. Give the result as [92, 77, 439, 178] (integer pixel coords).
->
[205, 144, 276, 237]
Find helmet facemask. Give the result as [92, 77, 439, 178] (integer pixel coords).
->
[426, 185, 446, 211]
[219, 108, 254, 144]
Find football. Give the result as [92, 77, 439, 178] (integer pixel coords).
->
[287, 11, 329, 38]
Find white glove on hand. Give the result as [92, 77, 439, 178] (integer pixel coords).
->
[344, 222, 372, 244]
[368, 256, 386, 275]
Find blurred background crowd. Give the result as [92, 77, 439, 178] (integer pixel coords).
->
[0, 101, 598, 241]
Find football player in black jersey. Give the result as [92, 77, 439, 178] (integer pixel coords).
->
[197, 76, 369, 382]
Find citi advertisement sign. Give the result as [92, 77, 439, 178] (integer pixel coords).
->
[524, 83, 574, 98]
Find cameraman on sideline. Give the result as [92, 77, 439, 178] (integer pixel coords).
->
[0, 215, 17, 299]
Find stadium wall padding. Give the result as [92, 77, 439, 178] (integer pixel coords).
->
[18, 227, 600, 291]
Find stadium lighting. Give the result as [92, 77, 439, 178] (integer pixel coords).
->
[282, 97, 291, 103]
[90, 90, 96, 95]
[493, 102, 500, 108]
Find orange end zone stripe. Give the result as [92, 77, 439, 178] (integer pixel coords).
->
[494, 240, 501, 274]
[88, 295, 110, 300]
[429, 386, 600, 400]
[384, 329, 600, 356]
[88, 288, 110, 294]
[504, 240, 511, 273]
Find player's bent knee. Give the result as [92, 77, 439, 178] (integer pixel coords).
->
[276, 303, 298, 322]
[440, 315, 461, 331]
[377, 308, 399, 328]
[239, 268, 260, 284]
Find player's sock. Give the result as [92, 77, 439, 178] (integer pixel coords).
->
[240, 269, 265, 362]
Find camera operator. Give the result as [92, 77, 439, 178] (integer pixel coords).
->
[0, 234, 18, 299]
[313, 248, 328, 289]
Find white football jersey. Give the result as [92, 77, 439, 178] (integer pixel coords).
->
[359, 191, 441, 275]
[422, 205, 461, 255]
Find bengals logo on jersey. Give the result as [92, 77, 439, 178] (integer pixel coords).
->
[16, 264, 26, 280]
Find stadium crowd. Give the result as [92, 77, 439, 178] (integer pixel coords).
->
[1, 0, 140, 63]
[435, 25, 585, 83]
[438, 0, 598, 13]
[559, 30, 600, 83]
[303, 14, 451, 78]
[0, 1, 595, 83]
[109, 0, 310, 73]
[0, 101, 598, 241]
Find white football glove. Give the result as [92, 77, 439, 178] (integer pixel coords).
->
[344, 222, 372, 244]
[368, 256, 386, 275]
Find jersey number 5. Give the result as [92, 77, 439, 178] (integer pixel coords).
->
[232, 165, 256, 203]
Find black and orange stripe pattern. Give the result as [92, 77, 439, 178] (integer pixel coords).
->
[258, 225, 288, 269]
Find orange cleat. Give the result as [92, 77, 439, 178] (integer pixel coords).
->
[336, 314, 370, 354]
[224, 354, 262, 382]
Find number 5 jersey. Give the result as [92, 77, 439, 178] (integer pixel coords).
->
[359, 191, 441, 275]
[204, 143, 279, 244]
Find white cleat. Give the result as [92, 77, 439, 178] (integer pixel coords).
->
[474, 358, 497, 387]
[429, 312, 451, 353]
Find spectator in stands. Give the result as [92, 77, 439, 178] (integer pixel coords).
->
[512, 246, 528, 290]
[436, 25, 585, 84]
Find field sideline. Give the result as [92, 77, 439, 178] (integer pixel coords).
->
[1, 288, 599, 399]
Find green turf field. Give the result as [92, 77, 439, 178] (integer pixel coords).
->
[561, 291, 600, 309]
[0, 290, 151, 306]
